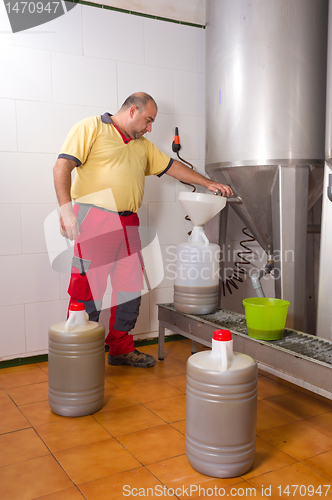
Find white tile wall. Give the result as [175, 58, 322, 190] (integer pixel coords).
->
[21, 204, 59, 254]
[12, 6, 83, 55]
[52, 51, 117, 108]
[144, 18, 200, 72]
[143, 173, 176, 203]
[198, 117, 206, 162]
[86, 106, 118, 118]
[0, 44, 52, 101]
[0, 305, 25, 360]
[83, 6, 144, 64]
[0, 99, 17, 152]
[148, 201, 190, 246]
[0, 204, 22, 256]
[174, 70, 205, 117]
[0, 254, 60, 307]
[117, 62, 175, 114]
[17, 101, 86, 154]
[25, 300, 68, 353]
[0, 153, 58, 204]
[197, 26, 206, 74]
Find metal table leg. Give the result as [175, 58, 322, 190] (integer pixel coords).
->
[158, 323, 165, 360]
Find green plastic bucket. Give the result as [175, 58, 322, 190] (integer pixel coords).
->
[243, 297, 290, 340]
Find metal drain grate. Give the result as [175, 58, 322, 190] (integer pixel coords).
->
[201, 308, 332, 366]
[273, 331, 332, 365]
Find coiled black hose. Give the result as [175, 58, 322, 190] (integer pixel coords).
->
[221, 228, 256, 296]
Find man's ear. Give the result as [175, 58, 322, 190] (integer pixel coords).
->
[129, 105, 137, 118]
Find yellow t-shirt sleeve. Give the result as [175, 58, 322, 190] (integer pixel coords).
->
[143, 138, 173, 177]
[58, 117, 99, 166]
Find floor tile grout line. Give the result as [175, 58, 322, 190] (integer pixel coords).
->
[29, 424, 81, 490]
[302, 412, 332, 433]
[256, 431, 316, 463]
[75, 464, 172, 498]
[257, 402, 332, 426]
[89, 410, 151, 469]
[144, 454, 188, 499]
[243, 460, 302, 481]
[299, 456, 332, 484]
[31, 417, 149, 496]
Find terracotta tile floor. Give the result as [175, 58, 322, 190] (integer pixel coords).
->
[1, 339, 332, 499]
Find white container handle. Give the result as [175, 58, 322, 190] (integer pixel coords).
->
[64, 310, 89, 332]
[211, 329, 234, 371]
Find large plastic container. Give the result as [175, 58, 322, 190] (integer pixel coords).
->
[48, 303, 105, 417]
[174, 226, 220, 315]
[243, 297, 290, 340]
[186, 329, 257, 478]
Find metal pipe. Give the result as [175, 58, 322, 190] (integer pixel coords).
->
[226, 196, 242, 204]
[251, 262, 274, 298]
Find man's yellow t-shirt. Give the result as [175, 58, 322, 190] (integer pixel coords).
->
[58, 113, 173, 213]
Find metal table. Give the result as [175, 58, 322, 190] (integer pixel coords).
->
[158, 303, 332, 399]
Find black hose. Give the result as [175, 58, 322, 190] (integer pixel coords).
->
[221, 228, 256, 296]
[176, 151, 196, 193]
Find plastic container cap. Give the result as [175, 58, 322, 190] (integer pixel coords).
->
[213, 329, 232, 342]
[69, 303, 85, 312]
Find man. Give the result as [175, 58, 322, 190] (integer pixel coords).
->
[53, 92, 233, 368]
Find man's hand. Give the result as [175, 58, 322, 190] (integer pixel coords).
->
[206, 181, 233, 197]
[60, 204, 79, 241]
[166, 160, 234, 197]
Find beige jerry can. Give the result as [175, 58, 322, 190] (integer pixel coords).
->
[48, 303, 105, 417]
[186, 329, 257, 477]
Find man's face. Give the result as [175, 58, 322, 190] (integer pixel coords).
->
[128, 101, 157, 140]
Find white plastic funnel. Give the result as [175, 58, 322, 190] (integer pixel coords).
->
[178, 191, 227, 226]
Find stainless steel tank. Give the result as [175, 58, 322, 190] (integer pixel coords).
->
[205, 0, 328, 331]
[317, 0, 332, 340]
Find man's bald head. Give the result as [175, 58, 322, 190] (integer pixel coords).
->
[121, 92, 157, 114]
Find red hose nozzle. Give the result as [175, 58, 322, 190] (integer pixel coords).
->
[172, 127, 181, 152]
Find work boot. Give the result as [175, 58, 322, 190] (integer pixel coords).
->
[108, 349, 156, 368]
